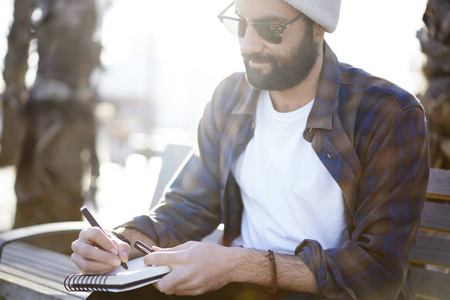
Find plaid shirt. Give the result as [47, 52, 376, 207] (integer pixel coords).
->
[122, 43, 429, 299]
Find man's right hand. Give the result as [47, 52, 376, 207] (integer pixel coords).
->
[71, 227, 131, 274]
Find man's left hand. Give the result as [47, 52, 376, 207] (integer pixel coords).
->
[143, 241, 237, 296]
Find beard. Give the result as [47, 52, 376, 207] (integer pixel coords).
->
[242, 22, 319, 91]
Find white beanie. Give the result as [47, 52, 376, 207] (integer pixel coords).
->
[283, 0, 341, 33]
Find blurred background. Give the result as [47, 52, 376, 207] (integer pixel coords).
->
[1, 0, 447, 234]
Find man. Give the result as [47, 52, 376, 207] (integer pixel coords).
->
[71, 0, 430, 299]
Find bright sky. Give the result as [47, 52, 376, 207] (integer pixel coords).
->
[0, 0, 429, 131]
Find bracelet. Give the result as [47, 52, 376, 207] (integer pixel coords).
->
[267, 249, 278, 294]
[110, 229, 131, 245]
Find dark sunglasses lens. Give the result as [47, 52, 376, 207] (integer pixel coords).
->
[238, 21, 247, 38]
[255, 24, 282, 44]
[220, 17, 282, 44]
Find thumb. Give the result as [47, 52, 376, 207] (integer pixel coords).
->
[144, 241, 196, 266]
[144, 251, 178, 267]
[117, 242, 131, 263]
[155, 241, 196, 252]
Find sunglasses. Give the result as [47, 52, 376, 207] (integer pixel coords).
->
[217, 1, 303, 44]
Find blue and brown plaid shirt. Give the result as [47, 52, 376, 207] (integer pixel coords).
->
[123, 43, 429, 299]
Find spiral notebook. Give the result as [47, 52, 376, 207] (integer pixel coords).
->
[64, 256, 171, 292]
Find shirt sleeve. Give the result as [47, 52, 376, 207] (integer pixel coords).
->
[295, 105, 429, 299]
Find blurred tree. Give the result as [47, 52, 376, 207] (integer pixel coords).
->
[0, 0, 101, 232]
[417, 0, 450, 169]
[0, 0, 34, 167]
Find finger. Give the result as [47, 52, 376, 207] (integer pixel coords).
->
[105, 233, 131, 263]
[117, 243, 131, 263]
[151, 241, 195, 253]
[174, 287, 206, 296]
[153, 271, 187, 295]
[80, 227, 119, 255]
[155, 271, 206, 296]
[144, 251, 185, 267]
[71, 252, 117, 275]
[169, 241, 196, 251]
[150, 245, 174, 252]
[72, 239, 122, 268]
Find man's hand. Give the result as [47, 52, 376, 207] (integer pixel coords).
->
[71, 227, 131, 274]
[144, 241, 236, 296]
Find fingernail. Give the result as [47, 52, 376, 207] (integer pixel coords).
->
[122, 251, 128, 259]
[113, 257, 121, 265]
[111, 248, 118, 255]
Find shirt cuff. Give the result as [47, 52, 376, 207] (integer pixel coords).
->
[295, 239, 325, 296]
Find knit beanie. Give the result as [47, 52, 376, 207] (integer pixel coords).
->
[283, 0, 341, 33]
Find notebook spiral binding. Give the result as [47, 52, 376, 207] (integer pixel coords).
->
[64, 273, 112, 292]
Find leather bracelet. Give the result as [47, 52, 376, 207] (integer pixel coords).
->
[267, 249, 278, 294]
[109, 229, 131, 245]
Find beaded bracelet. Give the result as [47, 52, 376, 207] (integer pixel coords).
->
[267, 249, 278, 294]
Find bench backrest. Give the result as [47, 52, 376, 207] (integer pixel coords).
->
[411, 168, 450, 300]
[150, 144, 194, 209]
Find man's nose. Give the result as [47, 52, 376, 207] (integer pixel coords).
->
[240, 25, 265, 55]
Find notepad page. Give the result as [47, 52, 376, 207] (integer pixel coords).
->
[106, 256, 171, 292]
[111, 256, 147, 275]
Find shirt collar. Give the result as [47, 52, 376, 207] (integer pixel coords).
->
[306, 42, 341, 130]
[232, 85, 260, 120]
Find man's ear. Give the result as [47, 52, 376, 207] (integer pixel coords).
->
[314, 23, 326, 38]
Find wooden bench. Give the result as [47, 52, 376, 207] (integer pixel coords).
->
[0, 143, 194, 299]
[0, 241, 89, 299]
[1, 167, 449, 299]
[0, 222, 89, 299]
[411, 168, 450, 300]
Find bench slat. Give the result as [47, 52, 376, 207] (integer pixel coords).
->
[0, 242, 89, 299]
[411, 266, 450, 300]
[427, 168, 450, 201]
[412, 231, 450, 268]
[3, 243, 78, 280]
[0, 270, 86, 300]
[420, 201, 450, 233]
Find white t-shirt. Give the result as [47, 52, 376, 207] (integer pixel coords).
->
[231, 91, 348, 254]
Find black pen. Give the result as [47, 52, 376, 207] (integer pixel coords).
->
[80, 205, 128, 270]
[134, 240, 154, 255]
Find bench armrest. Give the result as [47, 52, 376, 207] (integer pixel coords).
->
[0, 221, 87, 262]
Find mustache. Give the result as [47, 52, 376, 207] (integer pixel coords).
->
[242, 53, 276, 64]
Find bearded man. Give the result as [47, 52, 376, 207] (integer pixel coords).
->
[71, 0, 429, 299]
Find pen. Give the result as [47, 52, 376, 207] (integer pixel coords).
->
[80, 205, 128, 270]
[134, 240, 154, 255]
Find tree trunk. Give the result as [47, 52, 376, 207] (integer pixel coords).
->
[10, 0, 101, 237]
[417, 0, 450, 169]
[0, 0, 34, 166]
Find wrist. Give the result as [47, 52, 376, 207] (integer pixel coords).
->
[224, 247, 243, 283]
[109, 229, 131, 245]
[226, 247, 267, 284]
